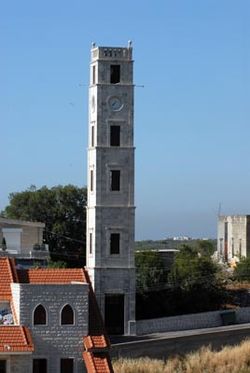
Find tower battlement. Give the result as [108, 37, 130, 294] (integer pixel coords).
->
[91, 43, 133, 61]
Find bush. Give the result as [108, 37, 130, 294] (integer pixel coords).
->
[234, 257, 250, 282]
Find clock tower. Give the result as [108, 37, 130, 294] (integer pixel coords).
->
[86, 43, 136, 335]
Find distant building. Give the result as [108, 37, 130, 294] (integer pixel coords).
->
[172, 236, 192, 241]
[217, 215, 250, 263]
[0, 257, 113, 373]
[0, 218, 49, 265]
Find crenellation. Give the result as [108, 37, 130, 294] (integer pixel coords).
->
[91, 46, 132, 62]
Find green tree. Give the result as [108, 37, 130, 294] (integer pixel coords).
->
[196, 240, 216, 257]
[234, 257, 250, 282]
[135, 250, 167, 293]
[1, 185, 87, 266]
[169, 245, 225, 312]
[170, 244, 220, 288]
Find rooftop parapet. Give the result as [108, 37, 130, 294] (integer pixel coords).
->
[91, 41, 133, 61]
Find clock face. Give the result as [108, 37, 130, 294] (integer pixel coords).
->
[108, 96, 123, 111]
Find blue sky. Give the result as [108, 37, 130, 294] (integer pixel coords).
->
[1, 1, 249, 239]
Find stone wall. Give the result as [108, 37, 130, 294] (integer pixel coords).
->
[136, 307, 250, 335]
[1, 355, 32, 373]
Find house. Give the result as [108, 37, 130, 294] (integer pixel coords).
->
[0, 257, 113, 373]
[0, 218, 49, 265]
[217, 215, 250, 264]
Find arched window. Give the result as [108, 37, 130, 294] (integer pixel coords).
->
[33, 304, 47, 325]
[61, 304, 74, 325]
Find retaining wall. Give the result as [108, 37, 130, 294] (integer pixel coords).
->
[136, 307, 250, 335]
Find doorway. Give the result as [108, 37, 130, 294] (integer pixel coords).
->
[0, 361, 6, 373]
[105, 294, 124, 335]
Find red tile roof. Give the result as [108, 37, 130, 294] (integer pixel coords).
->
[83, 352, 113, 373]
[0, 258, 16, 300]
[0, 326, 34, 353]
[16, 268, 87, 284]
[84, 335, 108, 350]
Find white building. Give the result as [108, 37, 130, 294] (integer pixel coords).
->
[217, 215, 250, 264]
[86, 43, 136, 335]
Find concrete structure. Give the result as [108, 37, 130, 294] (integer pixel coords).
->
[0, 257, 114, 373]
[86, 43, 136, 335]
[217, 215, 250, 263]
[0, 218, 48, 263]
[111, 322, 250, 360]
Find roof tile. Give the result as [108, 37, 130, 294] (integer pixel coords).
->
[0, 326, 34, 353]
[83, 352, 114, 373]
[0, 258, 16, 300]
[16, 268, 87, 284]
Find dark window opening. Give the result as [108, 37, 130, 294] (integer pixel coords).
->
[34, 305, 47, 325]
[60, 359, 74, 373]
[110, 65, 120, 84]
[110, 233, 120, 254]
[90, 170, 94, 191]
[61, 304, 74, 325]
[91, 125, 95, 147]
[105, 294, 124, 334]
[92, 65, 96, 85]
[110, 170, 120, 191]
[0, 361, 6, 373]
[110, 126, 120, 146]
[33, 359, 47, 373]
[89, 232, 93, 254]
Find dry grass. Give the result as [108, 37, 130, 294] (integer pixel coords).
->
[113, 339, 250, 373]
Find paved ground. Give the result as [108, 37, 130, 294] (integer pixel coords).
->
[110, 323, 250, 359]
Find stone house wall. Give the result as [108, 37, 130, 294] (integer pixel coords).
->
[11, 283, 88, 373]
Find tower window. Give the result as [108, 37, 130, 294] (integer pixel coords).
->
[89, 232, 93, 254]
[110, 233, 120, 254]
[90, 170, 94, 191]
[110, 126, 120, 146]
[110, 170, 120, 191]
[92, 65, 96, 85]
[91, 125, 95, 147]
[33, 304, 47, 325]
[110, 65, 120, 84]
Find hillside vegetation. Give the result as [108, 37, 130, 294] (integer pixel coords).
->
[113, 339, 250, 373]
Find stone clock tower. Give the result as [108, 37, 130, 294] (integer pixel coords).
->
[86, 43, 136, 335]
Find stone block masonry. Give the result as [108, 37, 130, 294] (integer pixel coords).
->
[11, 283, 88, 373]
